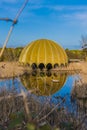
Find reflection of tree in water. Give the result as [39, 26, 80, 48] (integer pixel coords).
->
[20, 72, 67, 96]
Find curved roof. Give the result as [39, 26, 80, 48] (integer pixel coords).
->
[20, 73, 67, 96]
[19, 39, 68, 66]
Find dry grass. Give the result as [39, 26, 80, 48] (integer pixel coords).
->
[0, 86, 86, 130]
[0, 62, 31, 78]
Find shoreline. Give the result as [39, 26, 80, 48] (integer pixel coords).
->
[0, 61, 86, 82]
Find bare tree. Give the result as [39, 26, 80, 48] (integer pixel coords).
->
[80, 35, 87, 49]
[80, 35, 87, 61]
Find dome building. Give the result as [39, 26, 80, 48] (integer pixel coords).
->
[19, 39, 68, 69]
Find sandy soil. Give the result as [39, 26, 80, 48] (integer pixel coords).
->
[0, 62, 31, 79]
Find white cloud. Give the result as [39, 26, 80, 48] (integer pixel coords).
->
[75, 13, 87, 20]
[25, 5, 87, 11]
[62, 12, 87, 21]
[49, 5, 87, 11]
[60, 12, 87, 28]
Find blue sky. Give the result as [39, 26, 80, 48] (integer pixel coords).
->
[0, 0, 87, 49]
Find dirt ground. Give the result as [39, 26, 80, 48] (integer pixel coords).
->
[0, 62, 31, 79]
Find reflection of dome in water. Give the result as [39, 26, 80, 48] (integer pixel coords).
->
[20, 73, 67, 96]
[19, 39, 68, 67]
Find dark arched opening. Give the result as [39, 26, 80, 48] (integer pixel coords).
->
[40, 72, 45, 77]
[60, 63, 64, 67]
[46, 71, 52, 77]
[54, 63, 59, 68]
[38, 63, 45, 70]
[32, 71, 37, 76]
[46, 63, 52, 70]
[53, 73, 58, 77]
[65, 63, 67, 67]
[31, 63, 37, 70]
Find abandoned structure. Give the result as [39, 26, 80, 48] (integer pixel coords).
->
[19, 39, 68, 69]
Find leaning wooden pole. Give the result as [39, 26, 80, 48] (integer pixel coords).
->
[0, 0, 29, 59]
[0, 25, 14, 58]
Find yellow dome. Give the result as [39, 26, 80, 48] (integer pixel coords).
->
[19, 39, 68, 67]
